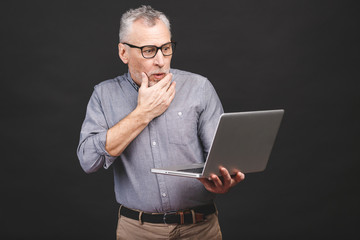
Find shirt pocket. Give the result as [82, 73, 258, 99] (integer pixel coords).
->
[165, 109, 198, 145]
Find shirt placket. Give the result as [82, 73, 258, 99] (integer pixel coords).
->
[148, 120, 171, 212]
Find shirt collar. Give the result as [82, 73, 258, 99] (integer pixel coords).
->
[125, 72, 140, 92]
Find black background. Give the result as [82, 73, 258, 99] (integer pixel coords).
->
[1, 0, 359, 239]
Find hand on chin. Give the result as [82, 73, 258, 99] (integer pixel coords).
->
[148, 74, 166, 86]
[148, 79, 159, 87]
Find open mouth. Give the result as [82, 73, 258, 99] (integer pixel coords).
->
[152, 73, 166, 80]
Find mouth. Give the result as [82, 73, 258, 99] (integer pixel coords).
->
[152, 73, 166, 80]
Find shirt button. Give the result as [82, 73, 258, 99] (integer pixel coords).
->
[162, 193, 167, 197]
[178, 112, 182, 116]
[152, 141, 157, 146]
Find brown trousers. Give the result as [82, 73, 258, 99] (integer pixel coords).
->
[116, 211, 222, 240]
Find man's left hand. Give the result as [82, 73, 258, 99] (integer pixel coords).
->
[198, 167, 245, 194]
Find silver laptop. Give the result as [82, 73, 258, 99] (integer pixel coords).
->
[151, 109, 284, 178]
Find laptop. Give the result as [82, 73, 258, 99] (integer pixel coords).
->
[151, 109, 284, 178]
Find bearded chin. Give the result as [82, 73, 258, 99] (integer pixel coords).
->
[132, 68, 170, 87]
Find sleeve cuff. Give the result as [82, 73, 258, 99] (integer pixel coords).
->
[94, 131, 117, 169]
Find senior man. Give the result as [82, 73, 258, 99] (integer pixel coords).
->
[77, 5, 245, 239]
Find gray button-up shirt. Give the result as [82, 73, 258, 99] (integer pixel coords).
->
[77, 69, 224, 213]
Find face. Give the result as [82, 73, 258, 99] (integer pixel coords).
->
[118, 19, 172, 87]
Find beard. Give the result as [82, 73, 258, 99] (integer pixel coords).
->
[132, 67, 170, 87]
[147, 68, 170, 76]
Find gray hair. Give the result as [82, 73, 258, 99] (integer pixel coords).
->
[119, 5, 171, 42]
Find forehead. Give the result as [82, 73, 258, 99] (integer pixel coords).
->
[128, 19, 171, 46]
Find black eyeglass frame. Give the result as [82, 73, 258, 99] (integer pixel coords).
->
[122, 41, 177, 59]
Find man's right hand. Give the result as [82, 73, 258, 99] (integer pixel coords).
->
[105, 72, 175, 156]
[137, 72, 176, 121]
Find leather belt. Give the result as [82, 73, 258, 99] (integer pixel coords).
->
[119, 203, 216, 225]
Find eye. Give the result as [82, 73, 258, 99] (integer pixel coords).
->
[143, 48, 155, 54]
[162, 44, 172, 53]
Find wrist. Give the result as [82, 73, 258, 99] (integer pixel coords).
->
[133, 106, 153, 125]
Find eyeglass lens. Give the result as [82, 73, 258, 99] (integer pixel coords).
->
[142, 43, 174, 58]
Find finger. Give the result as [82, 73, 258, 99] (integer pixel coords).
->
[211, 174, 223, 188]
[155, 73, 172, 90]
[140, 72, 149, 89]
[165, 73, 173, 90]
[220, 167, 232, 188]
[166, 84, 176, 106]
[166, 81, 176, 98]
[169, 80, 176, 91]
[234, 172, 245, 184]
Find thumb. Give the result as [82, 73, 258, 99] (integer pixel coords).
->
[140, 72, 149, 89]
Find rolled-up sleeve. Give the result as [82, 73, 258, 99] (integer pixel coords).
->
[77, 88, 117, 173]
[198, 79, 224, 158]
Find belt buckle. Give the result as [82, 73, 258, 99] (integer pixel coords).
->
[163, 211, 176, 224]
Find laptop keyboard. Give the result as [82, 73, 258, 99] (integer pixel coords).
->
[179, 168, 204, 173]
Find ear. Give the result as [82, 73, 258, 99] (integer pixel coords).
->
[118, 43, 129, 64]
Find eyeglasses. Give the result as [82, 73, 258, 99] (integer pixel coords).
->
[122, 42, 176, 59]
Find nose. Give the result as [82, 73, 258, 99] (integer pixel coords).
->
[153, 49, 165, 67]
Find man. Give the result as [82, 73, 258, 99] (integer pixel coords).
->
[77, 5, 245, 239]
